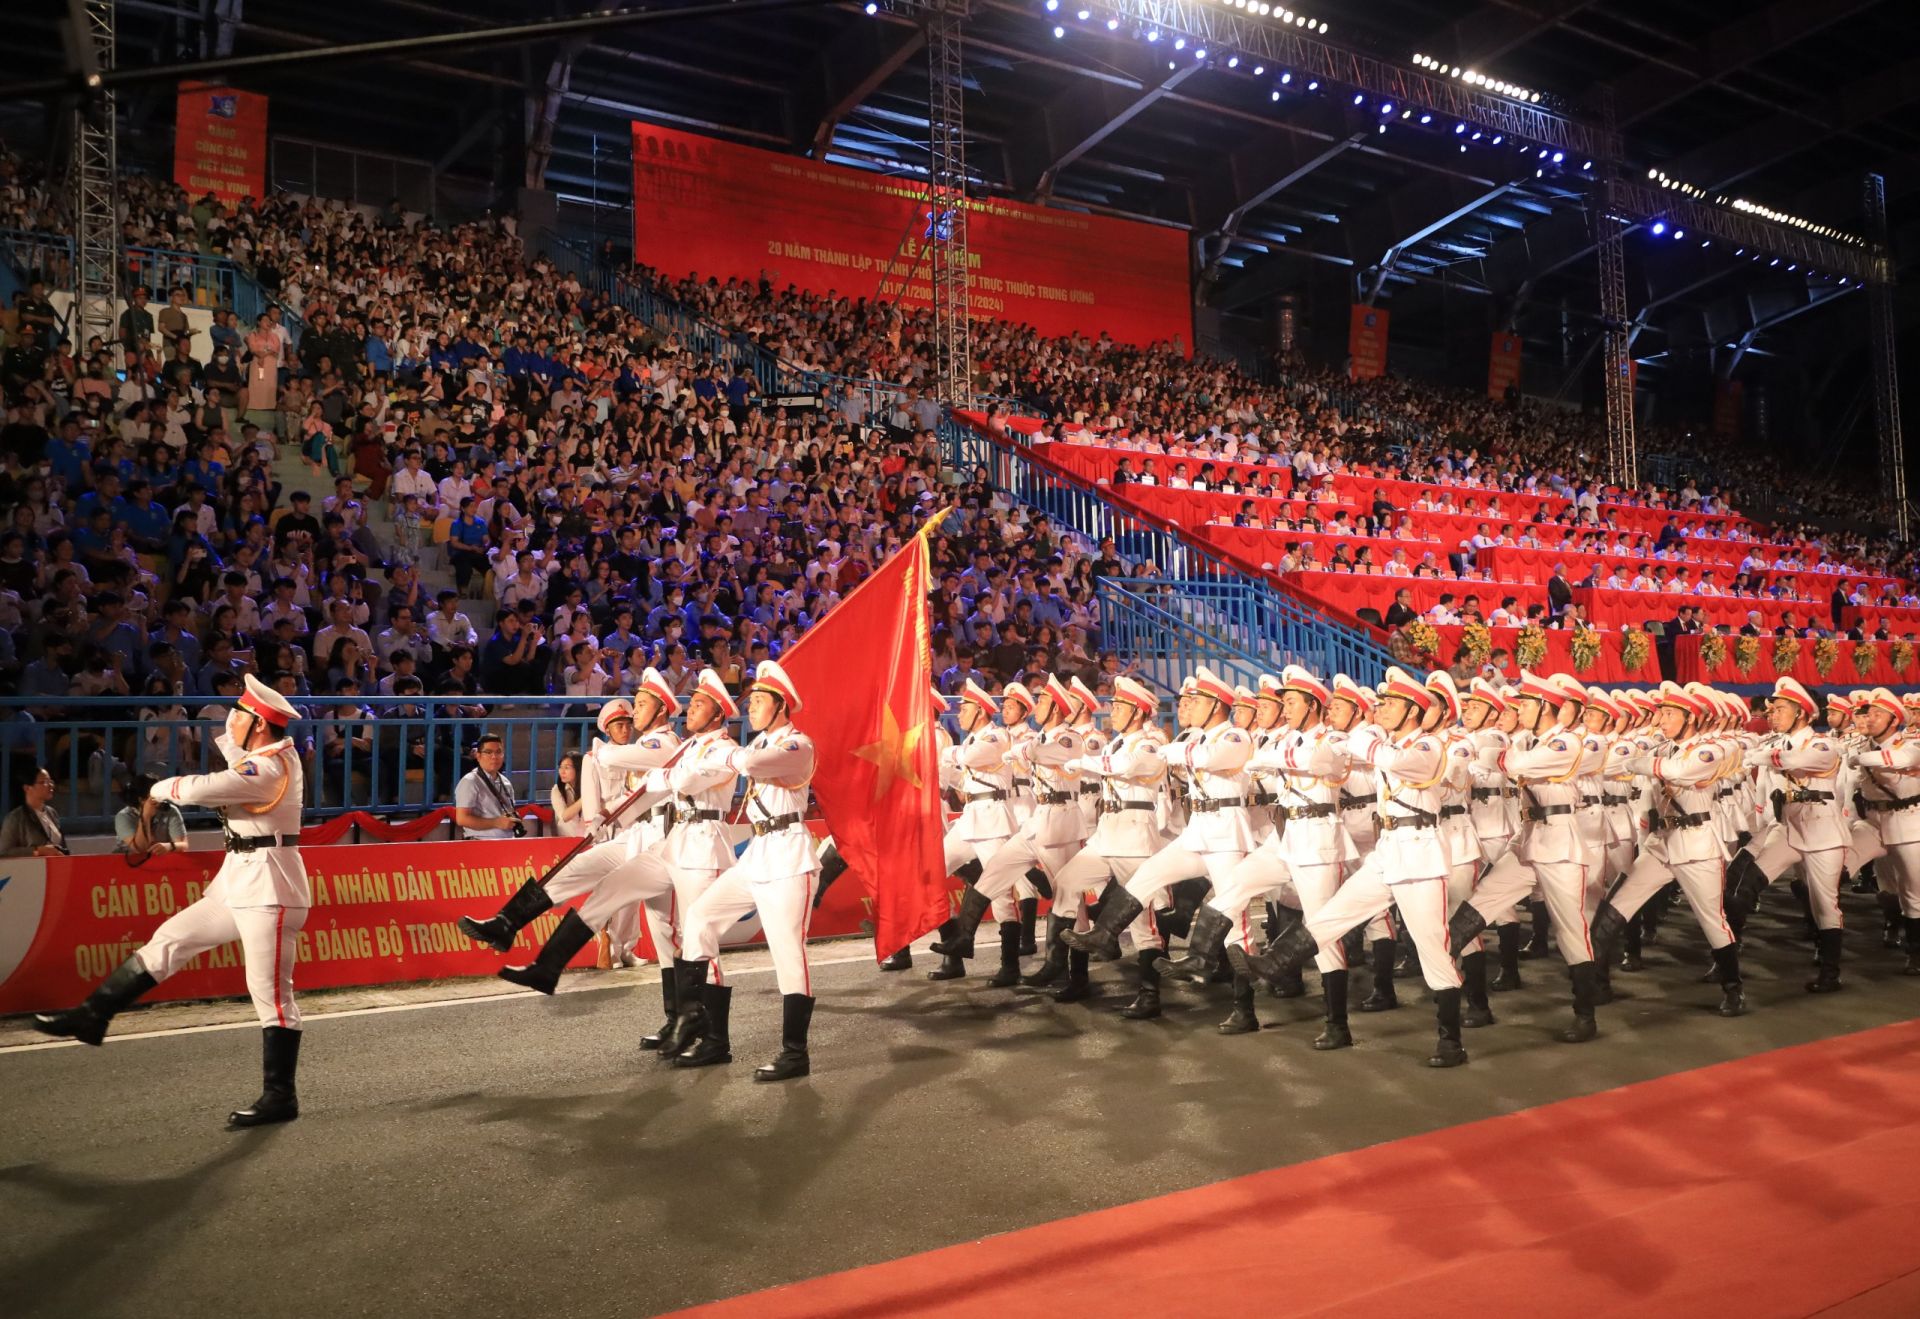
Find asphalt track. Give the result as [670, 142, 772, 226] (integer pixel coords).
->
[2, 888, 1916, 1319]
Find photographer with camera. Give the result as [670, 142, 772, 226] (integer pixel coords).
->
[454, 733, 525, 839]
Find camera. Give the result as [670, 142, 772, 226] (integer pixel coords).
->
[511, 821, 528, 838]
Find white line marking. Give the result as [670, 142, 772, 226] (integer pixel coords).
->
[0, 952, 882, 1053]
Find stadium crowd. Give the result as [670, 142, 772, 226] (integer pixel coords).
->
[0, 161, 1911, 809]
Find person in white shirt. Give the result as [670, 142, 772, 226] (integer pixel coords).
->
[437, 460, 472, 512]
[311, 601, 372, 672]
[375, 606, 428, 669]
[427, 590, 477, 648]
[390, 450, 437, 508]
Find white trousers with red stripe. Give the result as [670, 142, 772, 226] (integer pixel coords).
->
[1121, 845, 1245, 951]
[1214, 849, 1346, 973]
[639, 864, 730, 986]
[1880, 841, 1920, 917]
[682, 865, 820, 996]
[1303, 859, 1461, 992]
[138, 899, 308, 1029]
[544, 838, 675, 931]
[1465, 851, 1594, 966]
[1608, 850, 1736, 950]
[1049, 848, 1147, 936]
[947, 830, 1019, 924]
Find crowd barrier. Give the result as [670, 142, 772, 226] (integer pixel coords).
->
[0, 826, 920, 1016]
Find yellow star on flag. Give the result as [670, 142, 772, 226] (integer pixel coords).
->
[853, 703, 927, 802]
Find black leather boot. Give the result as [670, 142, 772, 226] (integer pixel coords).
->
[1219, 948, 1261, 1035]
[1711, 944, 1748, 1016]
[1558, 962, 1600, 1043]
[988, 922, 1024, 988]
[1022, 915, 1070, 987]
[675, 982, 733, 1067]
[879, 947, 913, 971]
[1447, 902, 1488, 952]
[1879, 892, 1904, 949]
[1162, 879, 1206, 941]
[1461, 952, 1495, 1028]
[1061, 879, 1144, 960]
[1789, 879, 1818, 941]
[1805, 928, 1844, 993]
[1339, 926, 1366, 971]
[1264, 908, 1307, 997]
[1358, 939, 1398, 1012]
[1722, 851, 1767, 939]
[228, 1027, 302, 1128]
[1587, 900, 1629, 967]
[640, 966, 678, 1051]
[499, 909, 596, 995]
[929, 886, 992, 958]
[1120, 949, 1164, 1019]
[926, 920, 966, 981]
[1246, 922, 1316, 989]
[812, 843, 850, 909]
[1489, 923, 1525, 992]
[1018, 897, 1039, 955]
[1428, 990, 1468, 1068]
[1904, 916, 1920, 975]
[1053, 949, 1091, 1003]
[458, 878, 554, 953]
[667, 959, 711, 1057]
[1314, 968, 1353, 1050]
[31, 956, 157, 1046]
[1618, 919, 1643, 972]
[754, 993, 813, 1082]
[1159, 904, 1233, 985]
[1523, 899, 1551, 958]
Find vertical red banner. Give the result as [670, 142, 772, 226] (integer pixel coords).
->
[1713, 379, 1744, 441]
[173, 82, 268, 204]
[1488, 331, 1523, 400]
[1348, 305, 1390, 380]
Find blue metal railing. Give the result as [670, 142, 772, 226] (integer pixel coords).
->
[1096, 579, 1288, 694]
[1120, 579, 1394, 686]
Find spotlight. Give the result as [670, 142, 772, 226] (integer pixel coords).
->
[864, 1, 877, 11]
[1471, 131, 1482, 140]
[1272, 90, 1281, 101]
[1551, 151, 1563, 164]
[1379, 102, 1393, 114]
[1045, 0, 1057, 8]
[1106, 15, 1117, 26]
[1173, 36, 1185, 50]
[1053, 24, 1064, 36]
[1769, 257, 1780, 266]
[1353, 93, 1364, 105]
[1454, 122, 1467, 134]
[1672, 228, 1684, 240]
[1281, 71, 1292, 82]
[1581, 161, 1592, 170]
[1147, 28, 1158, 41]
[1253, 64, 1264, 74]
[1075, 7, 1088, 17]
[1227, 56, 1238, 68]
[1787, 263, 1797, 271]
[1401, 109, 1411, 118]
[1491, 135, 1502, 144]
[1306, 79, 1317, 89]
[1419, 114, 1431, 124]
[1195, 48, 1206, 59]
[1650, 221, 1666, 235]
[1379, 124, 1387, 134]
[1537, 148, 1548, 158]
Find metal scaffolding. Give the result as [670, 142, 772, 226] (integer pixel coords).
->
[1864, 172, 1908, 539]
[69, 0, 120, 361]
[924, 0, 973, 408]
[1593, 98, 1636, 489]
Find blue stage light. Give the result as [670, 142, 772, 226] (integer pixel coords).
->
[1419, 114, 1431, 124]
[1454, 123, 1467, 134]
[1379, 102, 1393, 115]
[1650, 221, 1666, 235]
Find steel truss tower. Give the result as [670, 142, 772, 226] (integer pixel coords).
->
[1864, 173, 1908, 539]
[924, 0, 973, 408]
[70, 0, 121, 361]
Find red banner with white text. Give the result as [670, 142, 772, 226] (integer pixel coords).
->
[630, 122, 1192, 350]
[1489, 331, 1523, 399]
[0, 832, 921, 1015]
[173, 82, 268, 204]
[1348, 305, 1390, 380]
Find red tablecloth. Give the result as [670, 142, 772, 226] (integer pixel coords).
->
[1043, 441, 1296, 497]
[1285, 571, 1552, 622]
[1841, 606, 1920, 637]
[1413, 625, 1664, 686]
[1574, 589, 1836, 632]
[1672, 634, 1918, 688]
[1477, 547, 1884, 599]
[1196, 524, 1457, 573]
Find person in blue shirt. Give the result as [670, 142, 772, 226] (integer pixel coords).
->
[364, 321, 393, 377]
[149, 598, 202, 670]
[116, 480, 174, 551]
[73, 470, 121, 524]
[20, 635, 74, 717]
[179, 444, 224, 497]
[45, 418, 91, 492]
[85, 592, 144, 676]
[447, 497, 490, 592]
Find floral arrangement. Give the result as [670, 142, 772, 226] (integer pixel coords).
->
[1570, 626, 1602, 673]
[1852, 641, 1880, 678]
[1732, 635, 1760, 676]
[1403, 619, 1442, 660]
[1895, 640, 1916, 675]
[1621, 627, 1652, 675]
[1700, 633, 1728, 670]
[1457, 621, 1493, 668]
[1516, 623, 1549, 670]
[1773, 634, 1802, 676]
[1812, 636, 1840, 678]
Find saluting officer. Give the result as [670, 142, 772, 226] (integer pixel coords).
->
[35, 675, 313, 1128]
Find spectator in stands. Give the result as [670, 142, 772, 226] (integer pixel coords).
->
[454, 733, 521, 840]
[115, 774, 186, 860]
[0, 765, 66, 856]
[551, 752, 586, 838]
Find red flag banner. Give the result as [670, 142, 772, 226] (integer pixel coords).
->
[1488, 331, 1523, 400]
[774, 519, 948, 961]
[173, 82, 268, 204]
[1348, 305, 1390, 380]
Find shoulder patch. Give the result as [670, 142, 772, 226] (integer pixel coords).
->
[641, 736, 666, 749]
[783, 740, 801, 751]
[1549, 738, 1569, 751]
[237, 761, 259, 776]
[1699, 749, 1716, 762]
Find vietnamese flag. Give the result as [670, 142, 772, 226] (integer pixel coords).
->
[777, 516, 949, 962]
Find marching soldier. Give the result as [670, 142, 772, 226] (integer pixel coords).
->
[674, 660, 822, 1080]
[1743, 677, 1850, 992]
[34, 675, 312, 1127]
[457, 670, 682, 996]
[1846, 687, 1920, 973]
[927, 680, 1023, 984]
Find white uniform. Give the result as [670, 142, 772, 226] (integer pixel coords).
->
[138, 733, 309, 1028]
[1854, 732, 1920, 918]
[542, 729, 680, 933]
[1748, 726, 1849, 929]
[640, 726, 741, 981]
[1607, 737, 1736, 948]
[1463, 725, 1596, 965]
[976, 723, 1089, 916]
[682, 726, 820, 995]
[1115, 720, 1256, 950]
[1300, 725, 1463, 992]
[1049, 727, 1170, 920]
[941, 723, 1021, 923]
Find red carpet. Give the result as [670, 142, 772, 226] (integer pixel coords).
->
[668, 1018, 1920, 1319]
